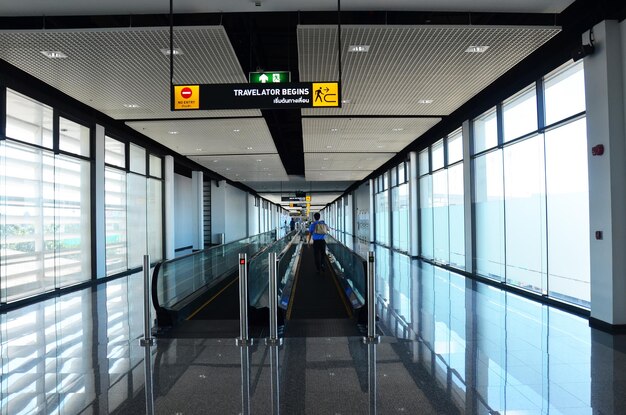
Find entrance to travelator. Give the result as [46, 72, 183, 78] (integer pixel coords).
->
[282, 233, 369, 338]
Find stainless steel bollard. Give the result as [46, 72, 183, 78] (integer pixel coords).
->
[140, 254, 155, 347]
[236, 254, 253, 346]
[269, 345, 280, 414]
[266, 253, 283, 346]
[364, 251, 380, 344]
[368, 342, 377, 415]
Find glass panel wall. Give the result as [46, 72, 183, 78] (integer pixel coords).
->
[2, 90, 92, 303]
[471, 60, 589, 307]
[391, 161, 409, 252]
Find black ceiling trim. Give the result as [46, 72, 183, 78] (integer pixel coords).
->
[305, 151, 396, 154]
[301, 114, 445, 119]
[0, 11, 565, 31]
[191, 152, 278, 157]
[120, 115, 264, 122]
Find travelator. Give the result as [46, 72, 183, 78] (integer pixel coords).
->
[149, 228, 376, 339]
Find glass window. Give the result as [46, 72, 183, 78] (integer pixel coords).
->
[398, 162, 406, 184]
[419, 175, 433, 259]
[105, 136, 125, 168]
[473, 151, 505, 280]
[473, 107, 498, 154]
[59, 117, 90, 157]
[419, 149, 429, 176]
[375, 190, 389, 246]
[544, 61, 585, 126]
[447, 130, 463, 165]
[432, 140, 444, 170]
[105, 168, 127, 275]
[149, 155, 162, 178]
[503, 85, 537, 142]
[432, 170, 449, 263]
[448, 164, 465, 269]
[392, 183, 409, 252]
[390, 166, 398, 187]
[129, 144, 146, 175]
[127, 174, 147, 268]
[545, 119, 590, 306]
[5, 89, 53, 149]
[147, 178, 163, 261]
[504, 135, 547, 294]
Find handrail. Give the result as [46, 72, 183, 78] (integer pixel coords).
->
[151, 230, 277, 328]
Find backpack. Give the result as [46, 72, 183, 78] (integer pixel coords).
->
[314, 221, 328, 235]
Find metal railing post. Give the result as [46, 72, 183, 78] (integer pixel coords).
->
[236, 253, 253, 346]
[266, 252, 283, 346]
[364, 251, 380, 344]
[139, 254, 156, 414]
[140, 254, 156, 347]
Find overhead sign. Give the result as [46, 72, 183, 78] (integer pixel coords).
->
[249, 71, 290, 84]
[171, 82, 340, 110]
[281, 196, 306, 202]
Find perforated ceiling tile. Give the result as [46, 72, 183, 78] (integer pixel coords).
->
[0, 26, 260, 120]
[305, 152, 394, 171]
[299, 25, 560, 116]
[126, 118, 277, 155]
[305, 170, 370, 181]
[302, 117, 440, 152]
[188, 154, 288, 182]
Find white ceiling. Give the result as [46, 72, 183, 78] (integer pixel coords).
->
[0, 3, 568, 208]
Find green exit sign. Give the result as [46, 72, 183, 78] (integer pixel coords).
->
[249, 71, 290, 84]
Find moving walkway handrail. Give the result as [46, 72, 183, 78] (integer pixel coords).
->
[151, 230, 277, 327]
[325, 233, 368, 308]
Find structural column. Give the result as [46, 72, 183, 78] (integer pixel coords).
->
[163, 155, 175, 260]
[585, 20, 626, 327]
[191, 171, 204, 250]
[409, 151, 419, 257]
[462, 120, 473, 273]
[94, 124, 106, 278]
[369, 178, 375, 243]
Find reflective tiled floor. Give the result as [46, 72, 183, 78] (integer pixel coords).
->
[2, 245, 626, 414]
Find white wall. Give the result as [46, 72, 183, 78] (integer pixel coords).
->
[211, 180, 226, 244]
[225, 183, 248, 241]
[174, 173, 194, 250]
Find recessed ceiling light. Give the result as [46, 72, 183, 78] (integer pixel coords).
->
[348, 45, 370, 53]
[417, 99, 433, 104]
[377, 145, 384, 148]
[233, 129, 240, 132]
[330, 128, 339, 132]
[226, 168, 231, 171]
[160, 48, 183, 56]
[246, 146, 253, 150]
[213, 159, 219, 162]
[124, 104, 140, 108]
[465, 45, 489, 53]
[263, 167, 269, 170]
[342, 99, 351, 104]
[323, 157, 329, 161]
[195, 148, 203, 151]
[41, 51, 68, 59]
[392, 128, 404, 132]
[168, 131, 179, 135]
[326, 145, 333, 149]
[256, 159, 262, 162]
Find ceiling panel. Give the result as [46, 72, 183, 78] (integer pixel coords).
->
[127, 118, 276, 155]
[0, 26, 260, 119]
[188, 154, 289, 182]
[302, 117, 440, 152]
[299, 25, 560, 116]
[306, 170, 370, 181]
[305, 152, 394, 171]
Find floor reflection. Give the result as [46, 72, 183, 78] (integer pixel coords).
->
[1, 245, 625, 414]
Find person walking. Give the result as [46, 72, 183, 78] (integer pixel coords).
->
[308, 212, 329, 273]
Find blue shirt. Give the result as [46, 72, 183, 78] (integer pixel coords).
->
[309, 220, 327, 241]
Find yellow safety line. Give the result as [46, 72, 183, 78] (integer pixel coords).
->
[186, 277, 239, 320]
[328, 257, 353, 318]
[286, 248, 304, 320]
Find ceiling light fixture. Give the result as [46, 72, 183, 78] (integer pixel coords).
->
[348, 45, 370, 53]
[213, 159, 219, 162]
[465, 45, 489, 53]
[168, 131, 178, 135]
[233, 129, 240, 132]
[330, 128, 339, 132]
[123, 104, 140, 108]
[160, 48, 183, 56]
[246, 146, 253, 150]
[392, 128, 404, 132]
[323, 157, 329, 161]
[342, 99, 351, 104]
[195, 148, 203, 151]
[417, 99, 433, 104]
[41, 51, 68, 59]
[256, 159, 262, 162]
[326, 145, 333, 149]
